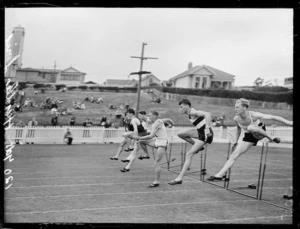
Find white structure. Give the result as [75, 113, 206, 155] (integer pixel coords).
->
[169, 63, 235, 90]
[6, 26, 25, 79]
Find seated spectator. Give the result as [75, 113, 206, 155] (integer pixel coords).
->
[40, 89, 45, 94]
[51, 102, 58, 109]
[155, 98, 161, 103]
[96, 97, 103, 103]
[46, 97, 51, 105]
[64, 128, 73, 145]
[66, 108, 73, 115]
[24, 98, 31, 107]
[51, 115, 58, 126]
[80, 103, 86, 110]
[62, 87, 67, 92]
[34, 90, 39, 94]
[100, 116, 107, 126]
[69, 116, 76, 126]
[16, 120, 25, 127]
[83, 118, 93, 127]
[14, 104, 23, 112]
[75, 102, 81, 110]
[61, 108, 67, 116]
[51, 107, 58, 115]
[84, 96, 89, 101]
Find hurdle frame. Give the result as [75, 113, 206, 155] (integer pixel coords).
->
[165, 139, 292, 211]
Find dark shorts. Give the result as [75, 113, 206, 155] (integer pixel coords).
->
[197, 127, 214, 144]
[242, 122, 266, 146]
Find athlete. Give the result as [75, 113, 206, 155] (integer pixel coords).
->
[131, 111, 171, 187]
[168, 99, 214, 185]
[120, 109, 147, 171]
[207, 98, 293, 181]
[109, 112, 133, 160]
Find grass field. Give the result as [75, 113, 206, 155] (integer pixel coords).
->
[12, 89, 293, 127]
[4, 143, 293, 224]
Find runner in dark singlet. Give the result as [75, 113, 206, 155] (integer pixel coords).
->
[168, 99, 214, 185]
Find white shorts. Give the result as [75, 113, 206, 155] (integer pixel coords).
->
[155, 138, 168, 148]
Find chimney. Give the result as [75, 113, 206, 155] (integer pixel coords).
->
[188, 62, 193, 70]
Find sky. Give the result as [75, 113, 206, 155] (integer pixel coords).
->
[5, 8, 293, 86]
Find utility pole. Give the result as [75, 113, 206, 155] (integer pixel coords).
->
[130, 42, 158, 114]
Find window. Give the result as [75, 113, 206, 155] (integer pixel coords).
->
[149, 77, 153, 84]
[202, 77, 207, 88]
[195, 77, 200, 88]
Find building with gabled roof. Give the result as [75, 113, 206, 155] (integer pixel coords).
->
[14, 66, 86, 85]
[169, 63, 235, 90]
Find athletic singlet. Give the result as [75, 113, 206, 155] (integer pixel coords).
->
[236, 111, 260, 132]
[128, 118, 146, 133]
[152, 119, 168, 140]
[188, 109, 206, 130]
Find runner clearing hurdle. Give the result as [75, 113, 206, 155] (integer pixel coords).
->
[168, 99, 214, 185]
[207, 98, 293, 181]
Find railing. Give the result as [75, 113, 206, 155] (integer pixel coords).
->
[5, 126, 224, 144]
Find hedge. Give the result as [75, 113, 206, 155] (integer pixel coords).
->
[33, 83, 53, 89]
[67, 86, 78, 90]
[78, 85, 88, 90]
[157, 87, 293, 104]
[55, 84, 66, 91]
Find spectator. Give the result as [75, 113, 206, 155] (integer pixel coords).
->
[64, 128, 73, 145]
[24, 98, 31, 107]
[69, 116, 76, 126]
[40, 88, 45, 94]
[96, 97, 103, 104]
[34, 90, 39, 94]
[28, 117, 38, 127]
[100, 116, 107, 127]
[80, 103, 86, 110]
[14, 103, 23, 112]
[27, 117, 38, 144]
[51, 107, 58, 115]
[16, 120, 25, 127]
[51, 115, 58, 126]
[83, 118, 93, 127]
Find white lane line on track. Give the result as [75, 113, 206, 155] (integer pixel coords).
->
[5, 199, 260, 215]
[10, 170, 292, 181]
[195, 215, 293, 224]
[4, 186, 290, 200]
[8, 178, 292, 189]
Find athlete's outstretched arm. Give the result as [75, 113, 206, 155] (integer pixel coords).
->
[252, 112, 293, 126]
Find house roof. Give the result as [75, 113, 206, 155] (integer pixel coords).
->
[18, 66, 86, 74]
[169, 65, 235, 82]
[84, 81, 98, 84]
[105, 79, 136, 86]
[142, 74, 160, 82]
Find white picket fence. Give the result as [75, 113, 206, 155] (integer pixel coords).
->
[5, 125, 293, 145]
[5, 126, 224, 144]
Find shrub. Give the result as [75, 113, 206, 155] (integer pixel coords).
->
[55, 84, 66, 91]
[253, 86, 290, 93]
[67, 86, 77, 90]
[89, 86, 99, 90]
[78, 85, 88, 90]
